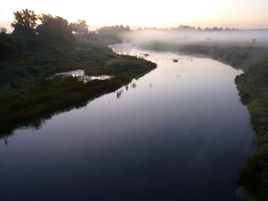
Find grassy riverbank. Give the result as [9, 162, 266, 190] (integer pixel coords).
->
[0, 41, 156, 137]
[135, 41, 268, 70]
[135, 40, 268, 201]
[235, 58, 268, 201]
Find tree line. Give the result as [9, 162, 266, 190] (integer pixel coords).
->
[137, 24, 268, 32]
[0, 9, 131, 59]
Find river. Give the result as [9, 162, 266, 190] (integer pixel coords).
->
[0, 44, 256, 201]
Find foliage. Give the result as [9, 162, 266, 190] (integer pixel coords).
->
[74, 31, 98, 42]
[9, 9, 132, 49]
[0, 9, 155, 135]
[36, 14, 76, 47]
[10, 9, 78, 48]
[0, 33, 27, 59]
[11, 9, 38, 29]
[14, 35, 28, 58]
[236, 186, 259, 201]
[0, 33, 16, 59]
[11, 9, 38, 48]
[235, 58, 268, 201]
[72, 19, 89, 34]
[97, 25, 131, 45]
[97, 24, 130, 34]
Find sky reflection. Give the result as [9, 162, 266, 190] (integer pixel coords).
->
[0, 45, 256, 201]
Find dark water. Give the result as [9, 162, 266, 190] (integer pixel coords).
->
[0, 44, 256, 201]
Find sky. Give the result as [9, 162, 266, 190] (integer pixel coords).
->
[1, 0, 268, 32]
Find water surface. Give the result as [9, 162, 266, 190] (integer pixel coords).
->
[53, 69, 112, 83]
[0, 44, 256, 201]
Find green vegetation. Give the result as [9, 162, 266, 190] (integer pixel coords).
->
[76, 24, 130, 46]
[235, 58, 268, 201]
[2, 9, 268, 199]
[0, 32, 27, 59]
[236, 185, 258, 201]
[0, 46, 155, 136]
[0, 9, 156, 138]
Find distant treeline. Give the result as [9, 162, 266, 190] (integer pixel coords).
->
[135, 24, 268, 32]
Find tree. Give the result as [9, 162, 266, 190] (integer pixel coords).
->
[0, 33, 16, 59]
[0, 33, 27, 59]
[73, 19, 89, 34]
[177, 25, 195, 31]
[36, 14, 75, 47]
[11, 9, 38, 48]
[97, 25, 131, 35]
[96, 25, 131, 45]
[11, 9, 38, 29]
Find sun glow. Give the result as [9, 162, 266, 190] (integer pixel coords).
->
[1, 0, 268, 30]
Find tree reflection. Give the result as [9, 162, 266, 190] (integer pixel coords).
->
[1, 135, 8, 146]
[0, 116, 47, 143]
[132, 83, 137, 88]
[117, 90, 123, 99]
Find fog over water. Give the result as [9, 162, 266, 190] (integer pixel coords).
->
[121, 29, 268, 45]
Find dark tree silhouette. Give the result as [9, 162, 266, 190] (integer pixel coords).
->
[36, 14, 76, 47]
[72, 19, 89, 34]
[0, 33, 16, 59]
[0, 32, 27, 59]
[11, 9, 38, 48]
[11, 9, 38, 29]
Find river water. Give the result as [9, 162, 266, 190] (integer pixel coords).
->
[0, 44, 256, 201]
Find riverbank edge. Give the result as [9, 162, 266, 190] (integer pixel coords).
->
[0, 43, 157, 138]
[234, 59, 268, 201]
[134, 41, 268, 201]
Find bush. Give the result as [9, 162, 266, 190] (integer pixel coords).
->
[0, 33, 16, 59]
[14, 35, 27, 58]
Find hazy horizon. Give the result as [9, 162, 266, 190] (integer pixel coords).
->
[1, 20, 268, 35]
[119, 29, 268, 46]
[1, 0, 268, 33]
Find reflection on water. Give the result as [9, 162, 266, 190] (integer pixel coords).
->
[131, 82, 137, 88]
[0, 44, 257, 201]
[116, 89, 123, 99]
[116, 82, 137, 99]
[53, 69, 112, 83]
[1, 135, 8, 146]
